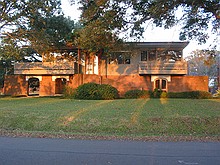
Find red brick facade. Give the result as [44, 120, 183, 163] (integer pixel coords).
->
[4, 74, 208, 96]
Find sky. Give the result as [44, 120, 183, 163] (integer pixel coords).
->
[61, 0, 219, 58]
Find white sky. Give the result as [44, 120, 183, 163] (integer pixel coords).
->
[61, 0, 219, 58]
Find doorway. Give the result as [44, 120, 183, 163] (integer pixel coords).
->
[28, 78, 40, 96]
[55, 78, 67, 94]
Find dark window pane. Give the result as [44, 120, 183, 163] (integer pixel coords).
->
[162, 79, 166, 89]
[155, 79, 160, 89]
[148, 50, 156, 61]
[141, 51, 148, 61]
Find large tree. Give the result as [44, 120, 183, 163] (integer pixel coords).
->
[0, 1, 77, 86]
[0, 0, 64, 55]
[186, 49, 218, 77]
[72, 0, 219, 44]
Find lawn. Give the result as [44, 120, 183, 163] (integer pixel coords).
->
[0, 97, 219, 138]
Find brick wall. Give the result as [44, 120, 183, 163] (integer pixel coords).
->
[39, 76, 55, 96]
[4, 75, 27, 96]
[169, 76, 209, 92]
[4, 74, 209, 96]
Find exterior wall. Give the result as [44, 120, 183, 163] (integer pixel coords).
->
[100, 51, 140, 76]
[69, 74, 152, 95]
[168, 76, 209, 92]
[4, 75, 27, 96]
[101, 75, 152, 95]
[3, 74, 208, 96]
[39, 76, 55, 96]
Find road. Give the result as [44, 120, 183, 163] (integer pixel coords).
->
[0, 136, 219, 165]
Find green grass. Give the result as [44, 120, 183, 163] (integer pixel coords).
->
[0, 97, 219, 137]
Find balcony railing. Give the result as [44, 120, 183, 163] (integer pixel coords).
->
[139, 61, 187, 75]
[14, 62, 75, 75]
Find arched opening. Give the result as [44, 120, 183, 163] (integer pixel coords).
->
[55, 78, 67, 94]
[28, 77, 40, 96]
[154, 79, 167, 92]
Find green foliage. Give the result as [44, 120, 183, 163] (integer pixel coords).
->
[186, 49, 219, 79]
[63, 86, 76, 99]
[98, 84, 119, 100]
[124, 89, 151, 99]
[75, 0, 219, 44]
[168, 91, 212, 99]
[160, 91, 168, 98]
[74, 83, 119, 100]
[74, 83, 101, 100]
[152, 88, 162, 98]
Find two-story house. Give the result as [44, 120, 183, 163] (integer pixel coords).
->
[3, 42, 209, 96]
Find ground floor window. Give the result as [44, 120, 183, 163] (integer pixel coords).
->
[154, 79, 167, 91]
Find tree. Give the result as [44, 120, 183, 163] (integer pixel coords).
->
[71, 0, 219, 44]
[0, 1, 78, 87]
[185, 49, 219, 91]
[0, 0, 63, 54]
[0, 0, 61, 31]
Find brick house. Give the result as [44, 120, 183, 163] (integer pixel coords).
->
[3, 42, 209, 96]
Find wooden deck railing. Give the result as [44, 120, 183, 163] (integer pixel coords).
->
[14, 62, 76, 75]
[139, 61, 187, 75]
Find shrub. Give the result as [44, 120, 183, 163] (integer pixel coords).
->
[167, 91, 212, 99]
[98, 84, 119, 100]
[74, 83, 119, 100]
[124, 89, 151, 99]
[152, 88, 162, 98]
[160, 91, 168, 98]
[63, 86, 75, 98]
[74, 83, 101, 100]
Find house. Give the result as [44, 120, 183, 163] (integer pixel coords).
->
[3, 42, 209, 96]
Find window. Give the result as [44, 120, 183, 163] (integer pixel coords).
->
[141, 51, 148, 61]
[148, 50, 156, 61]
[141, 50, 156, 61]
[154, 79, 167, 91]
[109, 52, 131, 64]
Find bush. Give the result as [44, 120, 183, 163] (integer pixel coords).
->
[151, 88, 162, 98]
[74, 83, 119, 100]
[124, 89, 151, 99]
[167, 91, 212, 99]
[98, 84, 119, 100]
[63, 86, 75, 98]
[160, 91, 168, 98]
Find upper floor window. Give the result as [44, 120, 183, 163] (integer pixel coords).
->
[141, 50, 156, 61]
[109, 52, 131, 64]
[141, 50, 182, 62]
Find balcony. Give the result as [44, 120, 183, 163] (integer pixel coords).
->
[139, 61, 187, 75]
[14, 62, 76, 75]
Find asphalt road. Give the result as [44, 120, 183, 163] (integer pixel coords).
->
[0, 136, 219, 165]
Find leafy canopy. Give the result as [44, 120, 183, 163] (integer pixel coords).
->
[0, 0, 77, 58]
[72, 0, 220, 44]
[185, 49, 219, 79]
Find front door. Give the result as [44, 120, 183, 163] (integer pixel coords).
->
[55, 78, 66, 94]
